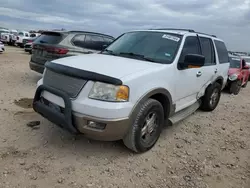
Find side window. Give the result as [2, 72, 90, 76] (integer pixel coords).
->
[179, 36, 201, 63]
[214, 40, 229, 63]
[25, 33, 29, 37]
[84, 35, 105, 51]
[72, 34, 86, 48]
[103, 37, 114, 44]
[200, 37, 215, 66]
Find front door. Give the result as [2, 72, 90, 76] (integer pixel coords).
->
[174, 35, 216, 112]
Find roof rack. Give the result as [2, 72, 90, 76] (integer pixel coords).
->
[69, 30, 114, 38]
[148, 28, 217, 38]
[149, 28, 195, 32]
[195, 32, 217, 38]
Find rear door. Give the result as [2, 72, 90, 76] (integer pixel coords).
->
[196, 36, 218, 98]
[213, 40, 230, 88]
[31, 32, 66, 65]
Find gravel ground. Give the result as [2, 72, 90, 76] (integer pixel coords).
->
[0, 46, 249, 188]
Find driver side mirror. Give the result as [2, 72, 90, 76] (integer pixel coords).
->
[180, 54, 205, 69]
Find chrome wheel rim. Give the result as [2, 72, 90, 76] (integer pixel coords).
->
[141, 112, 159, 147]
[210, 88, 219, 107]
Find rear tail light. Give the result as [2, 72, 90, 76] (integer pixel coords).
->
[28, 40, 33, 43]
[45, 47, 69, 54]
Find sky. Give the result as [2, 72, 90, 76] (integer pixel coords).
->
[0, 0, 250, 51]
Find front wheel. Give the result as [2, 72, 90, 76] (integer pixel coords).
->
[123, 99, 164, 153]
[229, 80, 241, 95]
[200, 82, 221, 112]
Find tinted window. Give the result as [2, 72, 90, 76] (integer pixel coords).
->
[214, 40, 229, 63]
[179, 36, 201, 63]
[103, 31, 182, 64]
[200, 37, 215, 65]
[18, 32, 24, 36]
[72, 34, 86, 48]
[84, 35, 105, 50]
[229, 57, 241, 68]
[25, 33, 29, 37]
[35, 32, 63, 44]
[103, 37, 114, 43]
[30, 33, 36, 37]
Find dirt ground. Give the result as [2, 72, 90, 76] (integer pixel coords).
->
[0, 46, 249, 188]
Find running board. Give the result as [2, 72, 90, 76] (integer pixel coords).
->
[169, 101, 201, 125]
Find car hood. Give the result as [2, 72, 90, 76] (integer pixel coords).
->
[51, 53, 164, 79]
[228, 68, 240, 75]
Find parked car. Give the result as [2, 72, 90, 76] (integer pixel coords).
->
[226, 56, 250, 94]
[24, 36, 40, 54]
[0, 29, 10, 43]
[240, 56, 250, 80]
[1, 29, 18, 45]
[29, 30, 115, 74]
[16, 31, 30, 47]
[23, 33, 40, 47]
[32, 28, 230, 153]
[0, 41, 4, 52]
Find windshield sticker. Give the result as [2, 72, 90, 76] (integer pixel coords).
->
[165, 53, 171, 57]
[162, 34, 180, 42]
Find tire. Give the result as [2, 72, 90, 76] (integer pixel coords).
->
[123, 99, 164, 153]
[29, 51, 32, 54]
[200, 82, 221, 112]
[229, 80, 241, 95]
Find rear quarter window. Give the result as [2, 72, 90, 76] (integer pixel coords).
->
[36, 32, 64, 44]
[214, 40, 229, 64]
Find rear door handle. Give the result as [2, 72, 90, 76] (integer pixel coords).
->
[215, 69, 218, 73]
[196, 71, 202, 77]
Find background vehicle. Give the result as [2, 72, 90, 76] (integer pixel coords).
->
[33, 28, 230, 153]
[1, 29, 18, 45]
[0, 41, 4, 52]
[16, 31, 30, 47]
[240, 55, 250, 80]
[24, 36, 40, 54]
[226, 56, 250, 94]
[29, 30, 115, 74]
[0, 29, 10, 43]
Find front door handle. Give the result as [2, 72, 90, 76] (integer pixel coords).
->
[196, 71, 202, 77]
[215, 68, 218, 73]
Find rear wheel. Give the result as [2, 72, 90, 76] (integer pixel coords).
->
[229, 80, 241, 95]
[200, 82, 221, 111]
[123, 99, 164, 153]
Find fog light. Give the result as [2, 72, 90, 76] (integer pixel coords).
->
[87, 121, 106, 130]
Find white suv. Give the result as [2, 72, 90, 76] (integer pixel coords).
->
[33, 28, 230, 153]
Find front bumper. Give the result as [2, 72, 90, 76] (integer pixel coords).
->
[33, 85, 130, 141]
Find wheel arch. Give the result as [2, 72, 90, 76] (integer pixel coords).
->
[129, 88, 175, 122]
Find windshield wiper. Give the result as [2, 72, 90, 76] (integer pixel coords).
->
[118, 52, 157, 63]
[101, 49, 117, 55]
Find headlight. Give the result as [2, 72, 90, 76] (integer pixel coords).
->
[229, 74, 238, 81]
[88, 82, 129, 102]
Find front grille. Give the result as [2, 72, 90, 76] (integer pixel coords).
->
[43, 69, 87, 98]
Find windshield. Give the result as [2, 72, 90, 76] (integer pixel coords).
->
[229, 57, 241, 68]
[18, 32, 24, 36]
[102, 31, 182, 64]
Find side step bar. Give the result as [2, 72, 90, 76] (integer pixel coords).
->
[169, 100, 201, 125]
